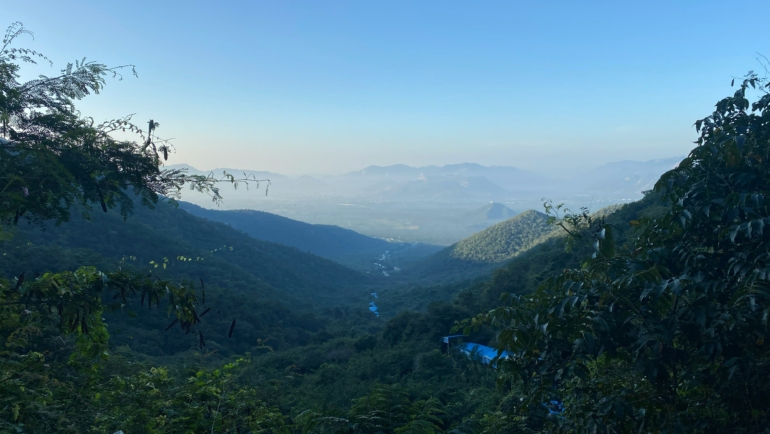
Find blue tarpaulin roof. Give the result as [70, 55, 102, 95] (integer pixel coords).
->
[368, 302, 379, 316]
[459, 343, 509, 364]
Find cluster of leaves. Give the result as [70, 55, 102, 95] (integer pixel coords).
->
[0, 265, 214, 431]
[92, 358, 288, 434]
[468, 73, 770, 432]
[296, 384, 445, 434]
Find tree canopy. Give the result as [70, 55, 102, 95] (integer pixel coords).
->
[0, 22, 279, 433]
[0, 22, 267, 227]
[470, 72, 770, 433]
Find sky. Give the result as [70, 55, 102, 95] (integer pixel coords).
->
[5, 0, 770, 175]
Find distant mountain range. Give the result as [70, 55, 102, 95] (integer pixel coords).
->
[342, 163, 552, 201]
[579, 157, 682, 197]
[378, 175, 512, 201]
[168, 157, 683, 205]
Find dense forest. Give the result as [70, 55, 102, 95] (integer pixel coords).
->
[2, 22, 769, 433]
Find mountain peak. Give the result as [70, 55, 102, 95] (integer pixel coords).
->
[470, 202, 518, 221]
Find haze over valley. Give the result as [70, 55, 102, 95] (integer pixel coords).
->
[172, 157, 681, 245]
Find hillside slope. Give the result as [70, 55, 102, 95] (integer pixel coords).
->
[450, 209, 554, 263]
[380, 194, 667, 315]
[403, 209, 558, 283]
[455, 194, 667, 312]
[1, 200, 377, 355]
[17, 201, 367, 301]
[179, 202, 394, 258]
[178, 202, 440, 270]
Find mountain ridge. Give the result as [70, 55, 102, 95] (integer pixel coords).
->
[468, 202, 518, 221]
[178, 201, 441, 271]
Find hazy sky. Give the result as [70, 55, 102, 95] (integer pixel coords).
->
[6, 1, 770, 174]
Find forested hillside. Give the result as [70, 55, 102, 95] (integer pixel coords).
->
[1, 201, 506, 429]
[404, 209, 557, 283]
[375, 200, 656, 315]
[450, 209, 554, 263]
[1, 199, 378, 356]
[10, 199, 367, 302]
[460, 74, 770, 431]
[178, 201, 440, 270]
[260, 193, 666, 421]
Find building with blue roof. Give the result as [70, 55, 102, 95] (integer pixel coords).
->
[459, 343, 510, 365]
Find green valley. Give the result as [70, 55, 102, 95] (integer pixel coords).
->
[2, 16, 769, 434]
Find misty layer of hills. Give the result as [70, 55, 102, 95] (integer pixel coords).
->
[170, 157, 681, 203]
[401, 209, 561, 283]
[168, 157, 681, 246]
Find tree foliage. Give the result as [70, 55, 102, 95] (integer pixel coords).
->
[0, 22, 283, 433]
[296, 384, 445, 434]
[92, 358, 288, 434]
[470, 73, 770, 433]
[0, 22, 267, 227]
